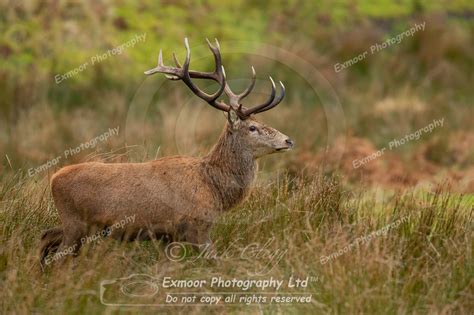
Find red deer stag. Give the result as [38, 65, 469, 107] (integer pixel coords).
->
[39, 38, 293, 266]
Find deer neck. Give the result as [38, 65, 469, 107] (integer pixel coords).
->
[202, 126, 257, 211]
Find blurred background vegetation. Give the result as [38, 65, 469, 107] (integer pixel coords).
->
[0, 0, 473, 190]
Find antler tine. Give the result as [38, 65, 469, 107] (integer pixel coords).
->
[205, 38, 214, 50]
[238, 66, 256, 100]
[251, 81, 285, 114]
[222, 66, 237, 103]
[238, 76, 276, 116]
[158, 49, 163, 66]
[222, 66, 257, 108]
[165, 51, 181, 80]
[172, 52, 181, 67]
[182, 38, 191, 71]
[205, 38, 223, 81]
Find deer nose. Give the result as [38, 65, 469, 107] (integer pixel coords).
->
[285, 138, 294, 147]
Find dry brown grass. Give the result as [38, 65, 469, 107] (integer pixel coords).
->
[0, 170, 472, 314]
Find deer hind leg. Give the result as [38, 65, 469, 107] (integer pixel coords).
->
[39, 227, 63, 267]
[51, 181, 87, 264]
[45, 219, 86, 266]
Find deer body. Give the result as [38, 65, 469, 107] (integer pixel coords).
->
[39, 38, 293, 266]
[49, 126, 257, 244]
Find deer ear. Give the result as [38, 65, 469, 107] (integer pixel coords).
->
[227, 109, 241, 129]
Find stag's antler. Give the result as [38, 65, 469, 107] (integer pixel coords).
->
[144, 38, 229, 112]
[223, 68, 285, 119]
[145, 38, 285, 119]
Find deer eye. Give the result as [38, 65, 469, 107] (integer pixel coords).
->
[249, 126, 257, 132]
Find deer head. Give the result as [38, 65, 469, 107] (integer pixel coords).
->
[144, 38, 294, 159]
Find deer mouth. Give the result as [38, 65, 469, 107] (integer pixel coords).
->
[274, 139, 294, 152]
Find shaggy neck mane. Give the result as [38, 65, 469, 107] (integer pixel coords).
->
[201, 124, 257, 211]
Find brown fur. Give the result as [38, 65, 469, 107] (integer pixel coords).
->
[39, 116, 293, 265]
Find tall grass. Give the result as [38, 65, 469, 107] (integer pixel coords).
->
[0, 171, 472, 313]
